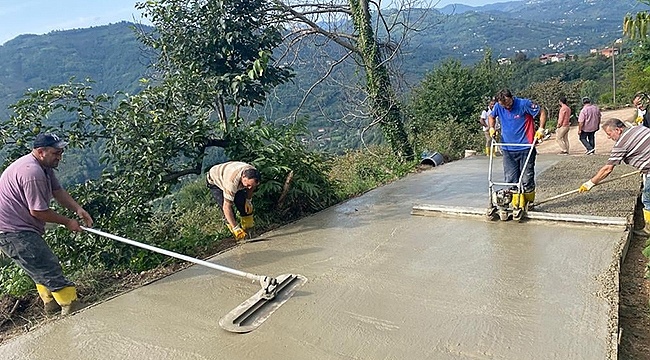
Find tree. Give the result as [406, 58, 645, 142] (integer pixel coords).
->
[621, 37, 650, 98]
[271, 0, 427, 160]
[136, 0, 293, 133]
[518, 77, 584, 127]
[624, 1, 650, 39]
[405, 51, 509, 159]
[407, 51, 508, 137]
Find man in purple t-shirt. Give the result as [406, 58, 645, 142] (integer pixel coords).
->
[577, 97, 601, 155]
[0, 133, 93, 316]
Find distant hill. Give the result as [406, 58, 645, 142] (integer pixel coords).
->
[0, 21, 151, 116]
[408, 0, 644, 71]
[0, 0, 646, 153]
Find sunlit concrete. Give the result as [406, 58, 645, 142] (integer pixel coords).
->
[0, 155, 624, 360]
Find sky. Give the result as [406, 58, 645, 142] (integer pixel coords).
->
[0, 0, 498, 45]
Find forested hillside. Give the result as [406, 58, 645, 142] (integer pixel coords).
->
[0, 22, 150, 117]
[0, 0, 643, 154]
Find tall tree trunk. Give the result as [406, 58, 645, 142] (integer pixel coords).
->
[349, 0, 414, 160]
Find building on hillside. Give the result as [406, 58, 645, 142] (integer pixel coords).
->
[539, 53, 566, 64]
[600, 47, 619, 58]
[497, 57, 511, 65]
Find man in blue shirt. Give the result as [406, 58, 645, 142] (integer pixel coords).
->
[488, 89, 547, 212]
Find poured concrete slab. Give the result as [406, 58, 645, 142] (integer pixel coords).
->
[0, 155, 627, 360]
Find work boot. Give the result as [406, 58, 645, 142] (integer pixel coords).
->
[634, 209, 650, 237]
[52, 286, 86, 316]
[523, 191, 535, 207]
[36, 284, 62, 315]
[511, 193, 526, 209]
[240, 215, 254, 230]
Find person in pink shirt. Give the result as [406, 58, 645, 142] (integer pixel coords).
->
[577, 97, 601, 155]
[0, 134, 93, 316]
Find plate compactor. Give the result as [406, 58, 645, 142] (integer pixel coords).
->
[485, 140, 536, 222]
[411, 141, 634, 227]
[82, 226, 307, 333]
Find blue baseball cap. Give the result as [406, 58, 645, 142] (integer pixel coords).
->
[33, 133, 68, 149]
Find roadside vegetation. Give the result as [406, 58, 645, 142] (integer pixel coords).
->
[1, 0, 649, 354]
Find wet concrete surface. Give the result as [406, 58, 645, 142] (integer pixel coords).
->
[0, 154, 635, 360]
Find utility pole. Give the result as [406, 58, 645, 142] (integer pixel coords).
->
[612, 43, 616, 106]
[612, 38, 622, 106]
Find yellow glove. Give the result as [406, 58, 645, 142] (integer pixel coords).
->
[579, 180, 595, 193]
[636, 116, 643, 125]
[245, 198, 253, 214]
[488, 127, 496, 139]
[534, 127, 545, 140]
[228, 224, 247, 240]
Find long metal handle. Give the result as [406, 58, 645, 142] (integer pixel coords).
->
[535, 170, 640, 206]
[81, 226, 264, 282]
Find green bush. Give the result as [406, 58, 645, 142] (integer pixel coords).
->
[329, 145, 417, 198]
[0, 261, 34, 296]
[225, 118, 341, 220]
[411, 117, 485, 161]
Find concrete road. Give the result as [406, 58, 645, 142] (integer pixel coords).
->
[0, 155, 628, 360]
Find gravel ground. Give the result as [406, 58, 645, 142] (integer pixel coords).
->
[534, 155, 640, 217]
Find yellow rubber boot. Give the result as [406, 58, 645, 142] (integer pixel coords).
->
[524, 191, 535, 205]
[240, 215, 254, 230]
[643, 209, 650, 235]
[36, 284, 61, 314]
[52, 286, 86, 315]
[511, 193, 521, 209]
[485, 147, 491, 156]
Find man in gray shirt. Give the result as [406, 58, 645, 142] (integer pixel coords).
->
[579, 118, 650, 232]
[0, 133, 93, 315]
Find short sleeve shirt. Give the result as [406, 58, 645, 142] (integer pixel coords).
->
[490, 97, 540, 151]
[578, 104, 601, 132]
[206, 161, 255, 201]
[480, 109, 490, 131]
[0, 154, 61, 234]
[607, 125, 650, 173]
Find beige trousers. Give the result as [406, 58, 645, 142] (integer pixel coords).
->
[555, 126, 570, 153]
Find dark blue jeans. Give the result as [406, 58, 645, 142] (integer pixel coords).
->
[579, 131, 595, 152]
[503, 148, 537, 193]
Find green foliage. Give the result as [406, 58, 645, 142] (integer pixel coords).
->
[328, 145, 417, 198]
[0, 261, 34, 297]
[621, 38, 650, 100]
[411, 117, 485, 161]
[407, 53, 508, 140]
[225, 119, 340, 219]
[518, 77, 585, 127]
[643, 241, 650, 258]
[137, 0, 293, 130]
[623, 3, 650, 40]
[170, 179, 216, 212]
[508, 55, 613, 95]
